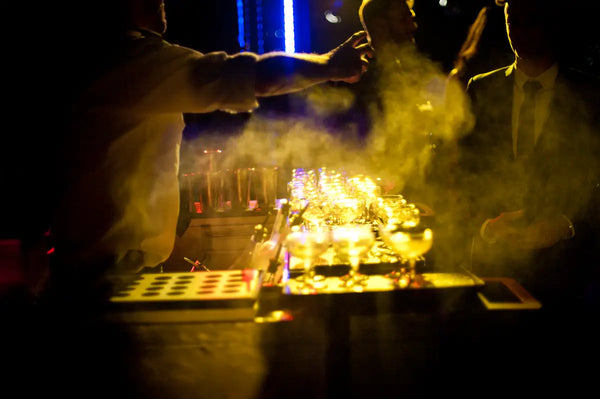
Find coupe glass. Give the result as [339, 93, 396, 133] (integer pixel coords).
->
[331, 224, 375, 291]
[347, 175, 380, 220]
[374, 194, 408, 225]
[284, 226, 331, 292]
[329, 197, 364, 225]
[293, 198, 327, 229]
[378, 223, 433, 288]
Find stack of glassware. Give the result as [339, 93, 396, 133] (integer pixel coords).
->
[284, 167, 433, 292]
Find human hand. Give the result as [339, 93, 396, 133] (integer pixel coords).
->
[483, 210, 524, 244]
[326, 31, 374, 83]
[516, 215, 573, 250]
[484, 210, 572, 250]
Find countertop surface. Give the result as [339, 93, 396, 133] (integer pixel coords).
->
[3, 269, 598, 399]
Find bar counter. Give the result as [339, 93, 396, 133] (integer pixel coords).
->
[4, 267, 598, 399]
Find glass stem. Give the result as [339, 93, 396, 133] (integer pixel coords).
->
[408, 258, 416, 278]
[304, 259, 313, 281]
[350, 257, 360, 279]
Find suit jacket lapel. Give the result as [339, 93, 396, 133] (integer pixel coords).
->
[502, 65, 516, 160]
[478, 65, 514, 162]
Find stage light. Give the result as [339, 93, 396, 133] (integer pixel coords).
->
[284, 0, 296, 53]
[256, 0, 265, 53]
[324, 10, 342, 24]
[236, 0, 246, 50]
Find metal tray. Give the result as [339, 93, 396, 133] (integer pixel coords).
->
[283, 271, 485, 295]
[272, 266, 486, 315]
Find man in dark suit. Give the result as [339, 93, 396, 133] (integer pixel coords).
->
[456, 0, 600, 309]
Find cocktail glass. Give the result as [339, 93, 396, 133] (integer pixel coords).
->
[284, 226, 331, 293]
[378, 223, 433, 288]
[331, 224, 375, 292]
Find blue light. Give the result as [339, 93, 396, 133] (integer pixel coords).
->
[236, 0, 246, 50]
[283, 0, 295, 53]
[256, 0, 264, 54]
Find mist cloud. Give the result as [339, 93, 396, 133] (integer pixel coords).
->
[184, 42, 473, 194]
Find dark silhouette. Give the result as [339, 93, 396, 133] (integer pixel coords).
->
[448, 5, 492, 90]
[447, 2, 514, 90]
[455, 0, 600, 309]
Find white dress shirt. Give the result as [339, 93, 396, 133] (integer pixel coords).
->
[53, 30, 259, 271]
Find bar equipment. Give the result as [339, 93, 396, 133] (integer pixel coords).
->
[259, 166, 279, 211]
[180, 149, 281, 217]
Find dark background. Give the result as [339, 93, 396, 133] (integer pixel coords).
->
[162, 0, 599, 74]
[163, 0, 509, 70]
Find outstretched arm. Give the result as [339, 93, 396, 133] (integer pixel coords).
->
[254, 31, 373, 97]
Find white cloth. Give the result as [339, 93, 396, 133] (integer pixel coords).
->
[53, 30, 259, 270]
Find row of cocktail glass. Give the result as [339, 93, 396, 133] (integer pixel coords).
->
[284, 168, 433, 293]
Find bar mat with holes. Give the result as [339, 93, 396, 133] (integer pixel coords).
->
[106, 270, 261, 322]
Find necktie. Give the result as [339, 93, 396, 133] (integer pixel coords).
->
[517, 80, 542, 158]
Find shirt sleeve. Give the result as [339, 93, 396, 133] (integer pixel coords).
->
[178, 50, 260, 113]
[84, 38, 260, 114]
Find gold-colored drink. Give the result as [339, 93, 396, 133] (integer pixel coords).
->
[331, 224, 375, 291]
[384, 229, 433, 259]
[285, 227, 331, 292]
[379, 224, 433, 288]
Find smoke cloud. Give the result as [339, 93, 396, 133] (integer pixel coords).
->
[181, 37, 599, 277]
[183, 42, 472, 192]
[180, 41, 479, 270]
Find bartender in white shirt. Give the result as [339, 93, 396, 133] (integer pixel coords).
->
[47, 0, 373, 286]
